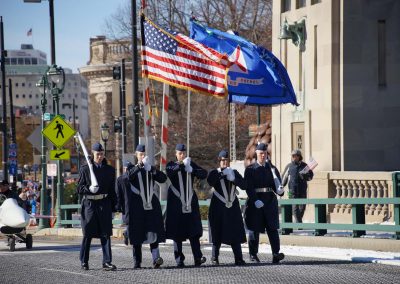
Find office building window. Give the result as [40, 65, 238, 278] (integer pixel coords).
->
[18, 58, 24, 65]
[36, 106, 39, 109]
[28, 83, 32, 87]
[314, 25, 318, 89]
[24, 58, 31, 65]
[297, 0, 306, 8]
[311, 0, 321, 4]
[281, 0, 291, 12]
[22, 83, 25, 87]
[15, 82, 18, 87]
[5, 58, 10, 64]
[378, 20, 386, 86]
[22, 94, 26, 98]
[299, 50, 303, 92]
[32, 58, 38, 65]
[36, 94, 39, 98]
[11, 58, 17, 65]
[16, 94, 19, 98]
[29, 94, 32, 98]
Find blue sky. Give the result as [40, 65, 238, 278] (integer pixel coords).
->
[1, 0, 128, 72]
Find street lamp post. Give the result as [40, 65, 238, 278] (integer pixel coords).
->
[100, 123, 110, 156]
[36, 75, 49, 228]
[46, 65, 65, 229]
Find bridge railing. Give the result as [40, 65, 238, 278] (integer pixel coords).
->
[59, 173, 400, 239]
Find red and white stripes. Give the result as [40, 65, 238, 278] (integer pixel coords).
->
[142, 78, 151, 147]
[160, 83, 169, 171]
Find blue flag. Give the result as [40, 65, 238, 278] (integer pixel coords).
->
[190, 21, 298, 106]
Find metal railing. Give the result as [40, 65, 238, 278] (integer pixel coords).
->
[59, 173, 400, 239]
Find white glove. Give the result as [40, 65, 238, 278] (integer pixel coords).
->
[183, 157, 191, 167]
[222, 168, 230, 176]
[227, 168, 235, 182]
[255, 200, 264, 209]
[185, 165, 193, 173]
[277, 185, 284, 195]
[142, 156, 151, 171]
[89, 185, 99, 194]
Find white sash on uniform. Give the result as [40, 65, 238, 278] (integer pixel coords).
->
[130, 171, 154, 210]
[212, 168, 237, 208]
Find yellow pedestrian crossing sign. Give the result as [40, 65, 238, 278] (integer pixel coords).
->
[50, 149, 71, 160]
[42, 115, 76, 148]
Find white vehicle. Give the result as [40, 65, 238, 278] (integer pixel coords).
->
[0, 197, 32, 251]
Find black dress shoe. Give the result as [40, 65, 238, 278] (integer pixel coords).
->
[194, 256, 206, 266]
[102, 263, 117, 271]
[235, 259, 246, 266]
[134, 262, 141, 269]
[81, 263, 89, 270]
[272, 253, 285, 264]
[211, 257, 219, 265]
[250, 254, 260, 263]
[153, 257, 163, 268]
[177, 261, 185, 268]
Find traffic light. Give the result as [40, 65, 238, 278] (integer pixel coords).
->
[114, 118, 122, 133]
[112, 66, 121, 80]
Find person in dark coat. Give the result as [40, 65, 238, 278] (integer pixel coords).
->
[165, 143, 207, 267]
[0, 180, 20, 203]
[244, 143, 285, 264]
[282, 149, 314, 223]
[118, 160, 133, 246]
[77, 142, 117, 271]
[116, 144, 167, 269]
[207, 150, 247, 266]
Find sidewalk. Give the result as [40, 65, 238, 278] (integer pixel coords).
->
[33, 226, 400, 253]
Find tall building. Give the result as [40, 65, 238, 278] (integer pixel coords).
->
[271, 0, 400, 171]
[1, 44, 89, 138]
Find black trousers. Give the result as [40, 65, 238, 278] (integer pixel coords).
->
[80, 236, 112, 264]
[291, 191, 307, 223]
[173, 237, 202, 262]
[248, 229, 280, 256]
[133, 242, 159, 264]
[212, 242, 243, 261]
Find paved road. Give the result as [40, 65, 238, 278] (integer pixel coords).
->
[1, 238, 399, 284]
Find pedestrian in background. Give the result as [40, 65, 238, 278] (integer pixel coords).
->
[282, 150, 314, 223]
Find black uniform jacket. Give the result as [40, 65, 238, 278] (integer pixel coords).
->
[282, 161, 314, 197]
[77, 159, 116, 238]
[244, 161, 283, 232]
[165, 160, 207, 241]
[207, 168, 247, 245]
[116, 165, 167, 245]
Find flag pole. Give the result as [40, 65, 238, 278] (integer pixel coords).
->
[186, 90, 191, 210]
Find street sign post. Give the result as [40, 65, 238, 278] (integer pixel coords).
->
[50, 149, 70, 160]
[42, 115, 76, 148]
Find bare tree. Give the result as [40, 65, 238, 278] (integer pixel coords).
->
[104, 0, 272, 47]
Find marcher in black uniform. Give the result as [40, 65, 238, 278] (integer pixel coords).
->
[244, 143, 285, 264]
[282, 150, 314, 223]
[118, 160, 133, 246]
[207, 150, 247, 266]
[116, 144, 167, 269]
[165, 144, 207, 267]
[77, 142, 117, 271]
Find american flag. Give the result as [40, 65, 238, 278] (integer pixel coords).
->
[141, 17, 229, 98]
[27, 28, 32, 37]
